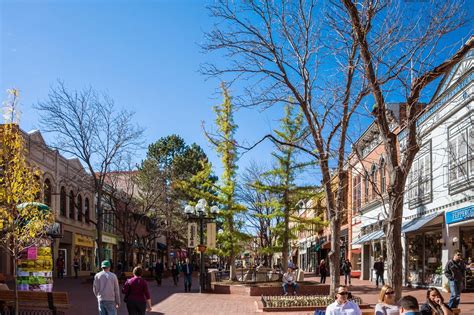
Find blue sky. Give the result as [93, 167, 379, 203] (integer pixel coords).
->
[1, 0, 472, 185]
[0, 0, 283, 178]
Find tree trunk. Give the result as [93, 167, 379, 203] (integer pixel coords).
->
[386, 190, 404, 300]
[328, 217, 341, 293]
[96, 190, 104, 267]
[228, 216, 237, 281]
[13, 253, 18, 315]
[282, 205, 290, 272]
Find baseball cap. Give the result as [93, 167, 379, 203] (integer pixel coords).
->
[101, 260, 111, 268]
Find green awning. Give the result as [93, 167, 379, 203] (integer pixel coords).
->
[17, 202, 50, 212]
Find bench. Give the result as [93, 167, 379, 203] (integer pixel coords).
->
[0, 290, 69, 314]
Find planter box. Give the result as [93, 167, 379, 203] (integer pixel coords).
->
[212, 282, 330, 296]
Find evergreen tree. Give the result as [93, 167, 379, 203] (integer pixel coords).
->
[253, 104, 323, 271]
[206, 84, 247, 281]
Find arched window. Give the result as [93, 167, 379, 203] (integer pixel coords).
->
[380, 158, 386, 193]
[77, 195, 83, 222]
[60, 187, 67, 216]
[85, 198, 90, 224]
[69, 190, 75, 220]
[44, 178, 52, 207]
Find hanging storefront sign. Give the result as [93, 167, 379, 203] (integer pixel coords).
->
[446, 205, 474, 225]
[187, 223, 198, 248]
[206, 222, 216, 249]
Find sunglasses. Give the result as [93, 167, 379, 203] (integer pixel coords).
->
[385, 291, 395, 295]
[337, 291, 349, 295]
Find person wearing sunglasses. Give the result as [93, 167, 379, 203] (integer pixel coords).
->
[375, 285, 399, 315]
[420, 287, 453, 315]
[325, 285, 361, 315]
[443, 250, 466, 308]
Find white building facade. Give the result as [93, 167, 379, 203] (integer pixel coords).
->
[401, 48, 473, 288]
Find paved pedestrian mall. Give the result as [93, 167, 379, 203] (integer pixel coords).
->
[52, 273, 474, 314]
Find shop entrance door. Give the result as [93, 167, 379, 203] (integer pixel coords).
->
[58, 248, 67, 276]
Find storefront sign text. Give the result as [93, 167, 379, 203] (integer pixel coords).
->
[446, 205, 474, 225]
[102, 235, 117, 245]
[75, 234, 94, 247]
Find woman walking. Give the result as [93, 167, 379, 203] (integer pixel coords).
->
[170, 262, 180, 286]
[122, 266, 152, 315]
[319, 259, 327, 284]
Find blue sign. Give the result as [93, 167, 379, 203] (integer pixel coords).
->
[446, 205, 474, 225]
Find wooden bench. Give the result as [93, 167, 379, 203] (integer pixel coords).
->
[0, 290, 69, 314]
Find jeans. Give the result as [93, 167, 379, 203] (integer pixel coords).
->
[448, 280, 462, 309]
[344, 272, 351, 285]
[320, 274, 326, 284]
[282, 282, 298, 295]
[98, 300, 117, 315]
[184, 274, 192, 291]
[375, 273, 384, 287]
[126, 300, 146, 315]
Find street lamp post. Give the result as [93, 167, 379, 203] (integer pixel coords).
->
[184, 199, 218, 293]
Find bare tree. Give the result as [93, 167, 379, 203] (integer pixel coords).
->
[36, 81, 144, 264]
[340, 0, 472, 298]
[238, 162, 282, 266]
[202, 0, 368, 290]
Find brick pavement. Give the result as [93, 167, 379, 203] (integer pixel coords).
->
[50, 273, 474, 314]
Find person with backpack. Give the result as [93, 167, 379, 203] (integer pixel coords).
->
[342, 259, 352, 285]
[122, 266, 152, 315]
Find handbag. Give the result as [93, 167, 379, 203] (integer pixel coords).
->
[123, 279, 131, 303]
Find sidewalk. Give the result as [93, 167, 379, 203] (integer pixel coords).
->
[50, 274, 474, 314]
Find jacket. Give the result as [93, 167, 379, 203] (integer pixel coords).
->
[444, 259, 466, 282]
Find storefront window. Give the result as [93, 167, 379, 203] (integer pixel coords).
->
[407, 230, 442, 287]
[75, 247, 93, 271]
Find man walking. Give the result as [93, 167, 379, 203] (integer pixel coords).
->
[342, 259, 352, 286]
[154, 259, 164, 286]
[182, 258, 193, 292]
[444, 250, 466, 308]
[56, 254, 65, 279]
[93, 260, 120, 315]
[374, 256, 385, 288]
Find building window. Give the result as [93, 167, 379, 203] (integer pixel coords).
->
[85, 198, 90, 223]
[364, 173, 369, 203]
[408, 142, 432, 207]
[60, 187, 67, 216]
[69, 190, 75, 220]
[380, 158, 386, 194]
[77, 195, 83, 222]
[352, 175, 361, 214]
[448, 119, 473, 192]
[371, 164, 378, 199]
[44, 178, 52, 207]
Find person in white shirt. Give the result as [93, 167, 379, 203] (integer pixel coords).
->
[282, 266, 298, 295]
[326, 285, 361, 315]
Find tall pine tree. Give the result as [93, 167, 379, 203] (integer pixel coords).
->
[253, 104, 323, 271]
[206, 84, 247, 281]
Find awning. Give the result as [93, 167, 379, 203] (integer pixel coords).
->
[351, 230, 384, 245]
[351, 248, 361, 255]
[402, 212, 441, 234]
[351, 233, 371, 245]
[365, 230, 384, 242]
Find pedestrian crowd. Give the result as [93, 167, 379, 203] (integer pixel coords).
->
[92, 257, 196, 315]
[88, 250, 468, 315]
